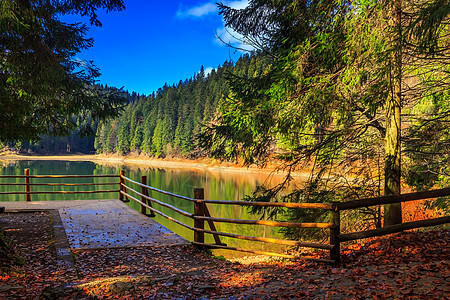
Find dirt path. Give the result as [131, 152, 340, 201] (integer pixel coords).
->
[1, 212, 448, 299]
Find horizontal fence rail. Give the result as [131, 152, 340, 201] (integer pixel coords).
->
[121, 191, 196, 230]
[0, 175, 119, 178]
[193, 215, 334, 228]
[339, 216, 450, 242]
[0, 190, 119, 195]
[198, 199, 336, 210]
[123, 185, 194, 218]
[122, 176, 194, 202]
[0, 182, 118, 186]
[336, 187, 450, 210]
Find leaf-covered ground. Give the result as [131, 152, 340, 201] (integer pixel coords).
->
[0, 212, 448, 299]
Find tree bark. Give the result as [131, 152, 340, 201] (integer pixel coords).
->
[384, 0, 403, 227]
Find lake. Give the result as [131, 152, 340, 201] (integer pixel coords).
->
[0, 159, 294, 258]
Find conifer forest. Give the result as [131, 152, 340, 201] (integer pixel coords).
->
[14, 55, 266, 158]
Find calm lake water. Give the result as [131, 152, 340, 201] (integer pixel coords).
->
[0, 159, 294, 257]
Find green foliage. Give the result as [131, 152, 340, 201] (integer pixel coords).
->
[0, 0, 126, 142]
[404, 91, 450, 213]
[202, 0, 450, 238]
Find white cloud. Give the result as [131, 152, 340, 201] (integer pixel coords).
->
[177, 2, 218, 18]
[177, 1, 253, 52]
[215, 27, 237, 46]
[204, 67, 214, 76]
[226, 0, 249, 10]
[216, 1, 255, 52]
[196, 67, 215, 78]
[177, 1, 249, 18]
[215, 27, 255, 52]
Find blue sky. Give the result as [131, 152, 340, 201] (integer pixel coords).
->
[72, 1, 249, 95]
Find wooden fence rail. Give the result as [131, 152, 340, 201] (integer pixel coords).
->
[336, 187, 450, 210]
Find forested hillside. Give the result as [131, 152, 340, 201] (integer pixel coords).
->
[3, 54, 267, 156]
[94, 54, 267, 157]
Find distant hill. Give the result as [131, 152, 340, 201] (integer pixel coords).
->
[95, 54, 267, 158]
[5, 54, 267, 157]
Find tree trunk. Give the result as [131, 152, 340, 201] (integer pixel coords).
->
[384, 0, 403, 227]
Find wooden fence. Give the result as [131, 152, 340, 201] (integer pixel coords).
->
[120, 174, 336, 263]
[333, 188, 450, 262]
[119, 172, 450, 263]
[1, 169, 448, 263]
[0, 169, 119, 201]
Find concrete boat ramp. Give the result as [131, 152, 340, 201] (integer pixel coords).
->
[0, 199, 188, 251]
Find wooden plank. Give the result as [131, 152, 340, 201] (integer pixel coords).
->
[337, 187, 450, 210]
[194, 216, 334, 229]
[140, 175, 155, 217]
[329, 209, 340, 263]
[194, 227, 334, 250]
[200, 199, 336, 210]
[191, 242, 335, 263]
[194, 188, 205, 244]
[338, 216, 450, 242]
[203, 204, 223, 245]
[24, 169, 31, 201]
[119, 170, 126, 202]
[140, 176, 147, 215]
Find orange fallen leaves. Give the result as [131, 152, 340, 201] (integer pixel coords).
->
[1, 211, 449, 299]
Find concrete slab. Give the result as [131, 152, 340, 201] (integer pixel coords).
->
[0, 200, 189, 249]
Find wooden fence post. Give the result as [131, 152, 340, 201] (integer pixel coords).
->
[119, 170, 129, 202]
[140, 175, 147, 214]
[330, 206, 340, 263]
[203, 205, 224, 245]
[141, 176, 155, 217]
[194, 188, 205, 246]
[119, 170, 124, 201]
[24, 169, 31, 202]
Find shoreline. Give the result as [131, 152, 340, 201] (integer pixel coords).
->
[0, 153, 310, 179]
